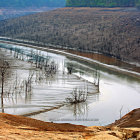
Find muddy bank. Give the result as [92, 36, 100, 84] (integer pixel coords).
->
[0, 39, 140, 80]
[0, 108, 139, 140]
[109, 108, 140, 128]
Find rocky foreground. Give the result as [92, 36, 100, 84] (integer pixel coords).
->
[0, 108, 139, 140]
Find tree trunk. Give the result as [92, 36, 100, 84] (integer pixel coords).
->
[1, 74, 4, 113]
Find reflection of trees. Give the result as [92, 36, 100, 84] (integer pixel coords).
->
[0, 46, 58, 113]
[66, 61, 100, 93]
[2, 67, 58, 107]
[94, 69, 100, 93]
[66, 91, 100, 119]
[67, 102, 88, 119]
[65, 62, 100, 119]
[2, 71, 33, 108]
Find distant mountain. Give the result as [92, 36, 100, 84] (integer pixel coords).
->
[1, 0, 140, 9]
[136, 0, 140, 9]
[66, 0, 140, 7]
[0, 0, 66, 8]
[0, 7, 56, 20]
[0, 0, 65, 20]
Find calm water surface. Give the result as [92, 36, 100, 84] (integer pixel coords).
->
[0, 43, 140, 126]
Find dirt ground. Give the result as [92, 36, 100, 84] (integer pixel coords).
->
[0, 108, 139, 140]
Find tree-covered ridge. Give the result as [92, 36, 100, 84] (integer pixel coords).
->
[0, 0, 65, 8]
[136, 0, 140, 8]
[0, 0, 140, 8]
[66, 0, 140, 7]
[0, 8, 139, 63]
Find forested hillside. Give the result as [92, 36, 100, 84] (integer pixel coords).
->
[0, 0, 140, 8]
[66, 0, 140, 7]
[0, 8, 140, 63]
[0, 0, 65, 8]
[136, 0, 140, 8]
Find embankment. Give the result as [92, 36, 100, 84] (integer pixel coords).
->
[0, 108, 139, 139]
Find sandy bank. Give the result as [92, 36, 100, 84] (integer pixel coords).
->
[0, 108, 139, 140]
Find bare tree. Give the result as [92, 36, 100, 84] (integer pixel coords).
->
[25, 70, 34, 95]
[119, 106, 123, 119]
[0, 60, 10, 112]
[66, 87, 88, 104]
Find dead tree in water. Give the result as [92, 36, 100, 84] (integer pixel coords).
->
[0, 60, 10, 112]
[66, 87, 88, 104]
[25, 71, 34, 94]
[94, 69, 100, 93]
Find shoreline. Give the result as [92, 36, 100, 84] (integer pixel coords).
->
[0, 39, 140, 80]
[0, 108, 139, 139]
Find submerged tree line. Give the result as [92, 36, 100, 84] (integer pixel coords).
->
[0, 44, 100, 113]
[0, 45, 59, 112]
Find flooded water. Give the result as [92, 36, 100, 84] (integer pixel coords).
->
[67, 50, 140, 73]
[0, 42, 140, 126]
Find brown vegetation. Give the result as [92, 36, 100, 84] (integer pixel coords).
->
[66, 87, 88, 104]
[0, 7, 140, 63]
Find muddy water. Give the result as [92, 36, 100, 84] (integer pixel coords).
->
[67, 50, 140, 73]
[0, 43, 140, 126]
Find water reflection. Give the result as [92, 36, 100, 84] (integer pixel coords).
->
[63, 88, 100, 120]
[67, 50, 140, 73]
[66, 60, 100, 93]
[0, 45, 60, 113]
[0, 43, 99, 116]
[67, 102, 88, 119]
[1, 42, 139, 126]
